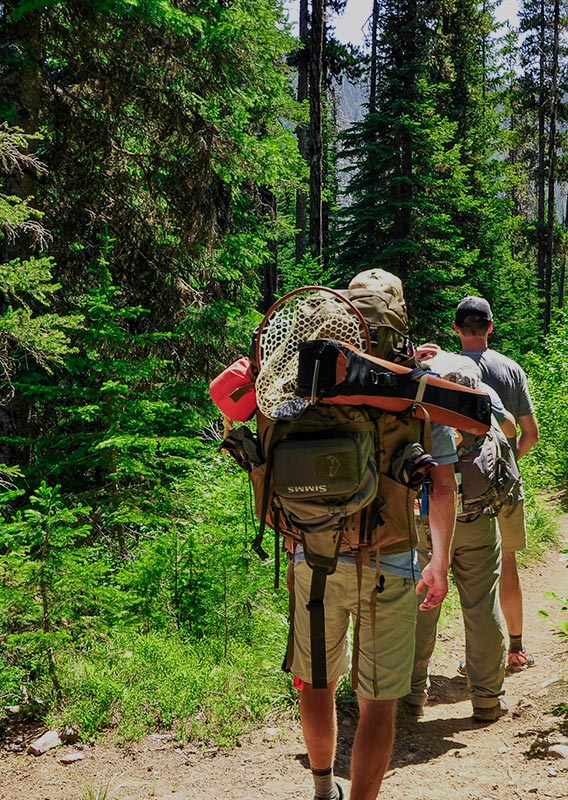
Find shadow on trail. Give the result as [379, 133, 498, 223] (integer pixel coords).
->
[293, 698, 490, 783]
[424, 673, 471, 705]
[390, 713, 495, 768]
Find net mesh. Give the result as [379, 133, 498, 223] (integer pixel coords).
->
[255, 289, 367, 419]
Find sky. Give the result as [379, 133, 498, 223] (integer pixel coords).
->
[284, 1, 520, 47]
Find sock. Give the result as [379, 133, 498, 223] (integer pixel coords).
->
[312, 767, 337, 799]
[509, 633, 523, 653]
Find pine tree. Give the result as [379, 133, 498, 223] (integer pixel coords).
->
[336, 1, 474, 340]
[517, 0, 568, 332]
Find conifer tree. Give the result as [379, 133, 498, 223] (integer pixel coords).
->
[517, 0, 568, 331]
[336, 1, 473, 340]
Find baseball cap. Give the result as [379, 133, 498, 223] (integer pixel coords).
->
[455, 296, 493, 326]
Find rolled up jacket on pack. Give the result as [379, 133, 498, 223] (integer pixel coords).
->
[295, 339, 492, 436]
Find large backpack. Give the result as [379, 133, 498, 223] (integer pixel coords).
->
[213, 280, 487, 691]
[456, 426, 520, 522]
[340, 268, 415, 364]
[222, 400, 432, 691]
[419, 349, 521, 521]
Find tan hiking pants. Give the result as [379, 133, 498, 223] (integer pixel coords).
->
[408, 514, 506, 710]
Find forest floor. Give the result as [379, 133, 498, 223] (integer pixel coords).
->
[1, 517, 567, 800]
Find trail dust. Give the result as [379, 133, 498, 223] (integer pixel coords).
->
[1, 521, 567, 800]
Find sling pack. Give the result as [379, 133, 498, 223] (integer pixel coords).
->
[296, 338, 492, 435]
[457, 426, 521, 522]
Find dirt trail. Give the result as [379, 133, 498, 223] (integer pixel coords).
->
[1, 521, 567, 800]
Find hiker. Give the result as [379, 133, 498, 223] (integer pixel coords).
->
[285, 272, 458, 800]
[453, 297, 539, 671]
[213, 273, 503, 798]
[404, 349, 515, 722]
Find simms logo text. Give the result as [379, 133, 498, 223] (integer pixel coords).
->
[287, 485, 328, 493]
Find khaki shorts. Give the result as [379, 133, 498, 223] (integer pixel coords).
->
[497, 500, 527, 552]
[290, 560, 417, 699]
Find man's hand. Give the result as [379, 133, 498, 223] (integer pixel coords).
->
[416, 560, 449, 610]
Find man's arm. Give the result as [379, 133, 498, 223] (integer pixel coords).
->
[517, 412, 539, 458]
[416, 463, 457, 611]
[499, 409, 517, 439]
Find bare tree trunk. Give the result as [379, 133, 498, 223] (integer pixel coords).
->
[559, 195, 568, 310]
[260, 187, 278, 311]
[536, 0, 547, 312]
[544, 0, 560, 333]
[295, 0, 310, 265]
[368, 0, 380, 114]
[309, 0, 325, 263]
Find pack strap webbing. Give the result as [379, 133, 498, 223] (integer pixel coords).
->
[307, 566, 328, 689]
[281, 557, 295, 674]
[351, 553, 363, 691]
[369, 565, 385, 698]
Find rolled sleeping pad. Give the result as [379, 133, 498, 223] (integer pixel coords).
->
[296, 339, 491, 435]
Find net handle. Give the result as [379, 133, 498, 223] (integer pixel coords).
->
[255, 285, 373, 368]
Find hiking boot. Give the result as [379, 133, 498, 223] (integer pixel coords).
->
[472, 698, 508, 722]
[400, 698, 424, 717]
[507, 648, 535, 671]
[315, 781, 344, 800]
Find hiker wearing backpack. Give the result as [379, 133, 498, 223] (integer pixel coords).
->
[454, 297, 540, 671]
[213, 272, 504, 799]
[274, 272, 458, 800]
[404, 349, 518, 722]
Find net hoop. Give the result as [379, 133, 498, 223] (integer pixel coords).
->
[256, 285, 372, 368]
[254, 286, 372, 419]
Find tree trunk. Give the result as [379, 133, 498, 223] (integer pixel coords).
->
[368, 0, 380, 114]
[536, 0, 547, 313]
[260, 187, 278, 311]
[295, 0, 310, 265]
[309, 0, 325, 263]
[1, 4, 42, 262]
[544, 0, 560, 333]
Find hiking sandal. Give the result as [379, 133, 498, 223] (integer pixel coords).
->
[507, 648, 535, 671]
[457, 660, 467, 677]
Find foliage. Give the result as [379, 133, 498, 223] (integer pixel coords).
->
[522, 309, 568, 490]
[2, 0, 568, 748]
[49, 625, 291, 746]
[0, 125, 80, 390]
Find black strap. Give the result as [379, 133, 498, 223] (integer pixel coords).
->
[307, 567, 328, 689]
[274, 507, 281, 589]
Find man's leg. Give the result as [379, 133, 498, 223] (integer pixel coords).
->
[350, 697, 396, 800]
[498, 501, 534, 666]
[291, 561, 351, 799]
[452, 517, 506, 714]
[406, 539, 442, 711]
[500, 550, 523, 638]
[299, 680, 338, 771]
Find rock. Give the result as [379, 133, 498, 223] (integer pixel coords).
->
[27, 729, 61, 756]
[59, 752, 85, 764]
[548, 745, 568, 760]
[60, 726, 79, 744]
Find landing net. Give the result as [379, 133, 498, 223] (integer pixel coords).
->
[255, 287, 369, 419]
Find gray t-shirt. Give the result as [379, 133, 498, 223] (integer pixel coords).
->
[460, 348, 534, 423]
